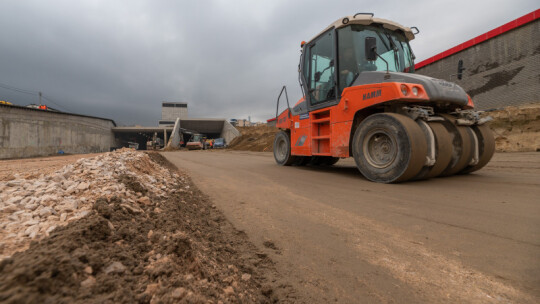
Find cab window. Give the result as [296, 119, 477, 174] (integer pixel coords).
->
[308, 30, 335, 105]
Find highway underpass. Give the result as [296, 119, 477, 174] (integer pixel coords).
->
[112, 118, 239, 150]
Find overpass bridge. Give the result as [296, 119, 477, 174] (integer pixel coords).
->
[112, 118, 239, 149]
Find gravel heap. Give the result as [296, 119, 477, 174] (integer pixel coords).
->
[0, 152, 288, 303]
[0, 148, 179, 261]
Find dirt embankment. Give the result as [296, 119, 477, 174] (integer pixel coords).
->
[0, 150, 292, 303]
[228, 126, 278, 152]
[228, 104, 540, 153]
[486, 103, 540, 152]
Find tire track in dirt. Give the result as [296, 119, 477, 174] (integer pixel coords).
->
[163, 150, 540, 303]
[262, 179, 536, 303]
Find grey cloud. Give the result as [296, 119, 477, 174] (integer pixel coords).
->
[0, 0, 537, 125]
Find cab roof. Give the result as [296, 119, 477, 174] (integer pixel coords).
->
[307, 14, 415, 45]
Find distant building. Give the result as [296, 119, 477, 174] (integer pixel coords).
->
[266, 117, 276, 127]
[235, 119, 251, 127]
[159, 102, 188, 126]
[26, 104, 61, 112]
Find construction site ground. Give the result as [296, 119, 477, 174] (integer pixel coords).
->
[163, 150, 540, 303]
[2, 151, 538, 303]
[0, 151, 294, 303]
[0, 103, 539, 303]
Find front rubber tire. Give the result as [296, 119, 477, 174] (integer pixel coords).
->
[273, 131, 298, 166]
[352, 113, 427, 183]
[460, 124, 495, 174]
[414, 121, 453, 180]
[439, 114, 474, 177]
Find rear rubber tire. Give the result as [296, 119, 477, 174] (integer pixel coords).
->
[273, 131, 298, 166]
[352, 113, 427, 183]
[425, 122, 454, 178]
[460, 124, 495, 174]
[439, 114, 474, 177]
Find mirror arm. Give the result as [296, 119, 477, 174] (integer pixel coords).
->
[372, 47, 391, 79]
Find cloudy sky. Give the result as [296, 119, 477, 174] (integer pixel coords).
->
[0, 0, 537, 125]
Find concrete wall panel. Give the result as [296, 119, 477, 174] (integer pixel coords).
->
[0, 105, 115, 159]
[220, 120, 241, 145]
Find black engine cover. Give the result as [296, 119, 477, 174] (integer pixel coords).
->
[353, 71, 469, 106]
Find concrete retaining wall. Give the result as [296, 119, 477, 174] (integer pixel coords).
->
[0, 105, 115, 159]
[416, 19, 540, 110]
[220, 120, 240, 145]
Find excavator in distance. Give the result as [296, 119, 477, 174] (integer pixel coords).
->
[273, 13, 495, 183]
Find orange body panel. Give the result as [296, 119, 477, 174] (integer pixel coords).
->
[465, 95, 474, 109]
[331, 121, 353, 156]
[276, 82, 431, 158]
[290, 113, 312, 156]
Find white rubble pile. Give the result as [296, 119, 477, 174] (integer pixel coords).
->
[0, 148, 181, 260]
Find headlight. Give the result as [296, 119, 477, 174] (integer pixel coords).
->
[412, 87, 419, 96]
[400, 84, 408, 96]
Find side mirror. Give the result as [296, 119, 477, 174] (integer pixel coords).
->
[365, 37, 377, 61]
[314, 71, 321, 82]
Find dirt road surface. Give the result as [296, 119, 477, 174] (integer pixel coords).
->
[163, 150, 540, 303]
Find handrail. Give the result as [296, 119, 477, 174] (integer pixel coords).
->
[354, 12, 374, 18]
[275, 85, 291, 120]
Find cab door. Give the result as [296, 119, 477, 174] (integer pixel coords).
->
[305, 29, 337, 156]
[306, 29, 337, 110]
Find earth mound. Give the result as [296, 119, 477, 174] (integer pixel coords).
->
[485, 103, 540, 152]
[0, 150, 292, 303]
[228, 126, 278, 152]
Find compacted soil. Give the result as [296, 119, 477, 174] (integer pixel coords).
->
[163, 150, 540, 303]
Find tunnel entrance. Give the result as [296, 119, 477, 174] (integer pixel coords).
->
[112, 119, 239, 150]
[112, 127, 173, 150]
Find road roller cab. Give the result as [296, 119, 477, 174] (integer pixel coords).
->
[273, 13, 495, 183]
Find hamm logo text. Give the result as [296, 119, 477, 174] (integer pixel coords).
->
[363, 89, 382, 100]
